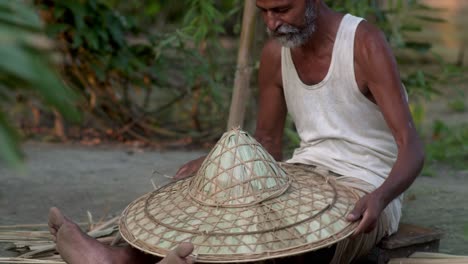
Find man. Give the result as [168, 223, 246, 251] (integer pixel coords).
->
[49, 0, 424, 263]
[176, 0, 424, 262]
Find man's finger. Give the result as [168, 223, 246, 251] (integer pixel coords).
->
[174, 242, 194, 258]
[186, 255, 197, 264]
[174, 168, 187, 178]
[347, 199, 365, 222]
[352, 212, 371, 237]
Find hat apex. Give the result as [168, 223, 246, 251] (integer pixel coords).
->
[189, 128, 290, 207]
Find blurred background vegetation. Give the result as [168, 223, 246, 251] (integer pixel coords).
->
[1, 0, 466, 173]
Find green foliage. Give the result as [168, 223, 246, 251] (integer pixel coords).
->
[448, 99, 466, 113]
[424, 121, 468, 171]
[325, 0, 451, 99]
[0, 0, 79, 167]
[33, 0, 239, 140]
[4, 0, 462, 174]
[183, 0, 225, 44]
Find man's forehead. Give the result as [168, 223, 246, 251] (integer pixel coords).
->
[256, 0, 299, 9]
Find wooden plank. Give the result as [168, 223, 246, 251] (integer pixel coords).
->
[366, 240, 440, 264]
[410, 252, 468, 259]
[379, 223, 443, 250]
[388, 258, 468, 264]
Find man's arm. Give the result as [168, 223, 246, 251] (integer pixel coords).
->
[348, 22, 425, 235]
[254, 39, 288, 161]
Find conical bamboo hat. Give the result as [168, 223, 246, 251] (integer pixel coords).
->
[119, 128, 359, 263]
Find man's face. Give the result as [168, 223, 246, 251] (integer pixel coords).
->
[257, 0, 317, 48]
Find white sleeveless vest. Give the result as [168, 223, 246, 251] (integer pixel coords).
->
[282, 14, 398, 189]
[282, 14, 402, 234]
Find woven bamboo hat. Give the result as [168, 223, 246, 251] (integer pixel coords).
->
[119, 128, 360, 263]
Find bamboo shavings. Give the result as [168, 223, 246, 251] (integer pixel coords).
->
[0, 211, 122, 261]
[0, 258, 65, 264]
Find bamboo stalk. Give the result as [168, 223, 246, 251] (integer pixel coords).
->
[227, 0, 258, 129]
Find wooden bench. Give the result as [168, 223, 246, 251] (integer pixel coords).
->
[362, 223, 444, 264]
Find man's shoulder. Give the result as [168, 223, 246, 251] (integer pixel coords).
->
[356, 20, 386, 44]
[259, 39, 283, 89]
[355, 20, 392, 61]
[260, 39, 282, 65]
[356, 20, 387, 48]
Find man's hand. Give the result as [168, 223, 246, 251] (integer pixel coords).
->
[173, 156, 206, 180]
[157, 242, 196, 264]
[346, 191, 387, 237]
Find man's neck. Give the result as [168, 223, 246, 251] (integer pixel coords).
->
[296, 3, 342, 56]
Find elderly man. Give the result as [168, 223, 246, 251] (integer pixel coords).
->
[49, 0, 424, 263]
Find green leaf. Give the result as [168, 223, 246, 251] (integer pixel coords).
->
[400, 24, 422, 32]
[405, 42, 432, 53]
[84, 29, 100, 50]
[0, 1, 43, 30]
[46, 23, 70, 36]
[72, 34, 83, 49]
[0, 44, 37, 82]
[414, 15, 446, 23]
[28, 57, 80, 121]
[0, 112, 22, 168]
[145, 3, 161, 15]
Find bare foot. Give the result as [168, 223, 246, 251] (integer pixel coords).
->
[158, 242, 196, 264]
[48, 207, 131, 264]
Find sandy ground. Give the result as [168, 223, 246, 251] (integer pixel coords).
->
[1, 142, 467, 257]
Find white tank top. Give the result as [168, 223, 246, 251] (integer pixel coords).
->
[282, 14, 398, 189]
[283, 14, 403, 234]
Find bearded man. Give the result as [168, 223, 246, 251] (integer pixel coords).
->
[48, 1, 424, 263]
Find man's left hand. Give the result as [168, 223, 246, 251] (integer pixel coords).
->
[346, 191, 387, 237]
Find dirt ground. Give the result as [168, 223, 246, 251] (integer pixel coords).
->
[401, 167, 468, 254]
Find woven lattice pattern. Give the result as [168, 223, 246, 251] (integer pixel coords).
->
[119, 129, 360, 263]
[190, 129, 290, 207]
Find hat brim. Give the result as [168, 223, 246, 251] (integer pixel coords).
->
[119, 163, 359, 263]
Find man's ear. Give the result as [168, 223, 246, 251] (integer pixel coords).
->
[313, 0, 323, 9]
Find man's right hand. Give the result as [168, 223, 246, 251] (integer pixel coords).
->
[173, 156, 206, 180]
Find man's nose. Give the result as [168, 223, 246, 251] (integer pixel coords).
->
[265, 12, 282, 32]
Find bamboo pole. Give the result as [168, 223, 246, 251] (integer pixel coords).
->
[227, 0, 258, 130]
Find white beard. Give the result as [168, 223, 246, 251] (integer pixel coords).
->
[267, 3, 316, 48]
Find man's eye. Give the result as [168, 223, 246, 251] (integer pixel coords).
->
[274, 7, 289, 13]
